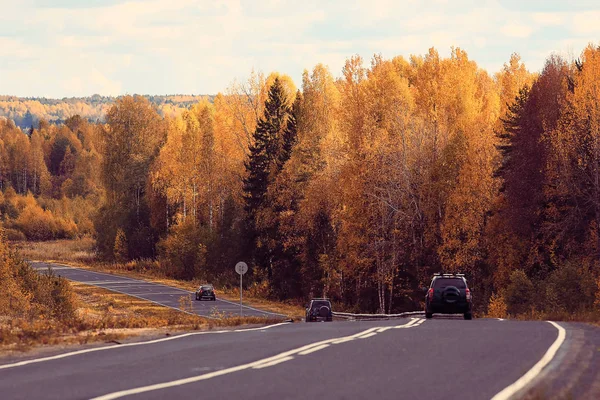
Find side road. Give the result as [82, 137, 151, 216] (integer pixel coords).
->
[30, 261, 287, 319]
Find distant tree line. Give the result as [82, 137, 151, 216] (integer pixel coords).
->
[0, 94, 214, 130]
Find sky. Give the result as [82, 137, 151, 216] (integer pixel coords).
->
[0, 0, 599, 98]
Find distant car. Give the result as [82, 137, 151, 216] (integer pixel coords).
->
[306, 298, 333, 322]
[425, 273, 472, 320]
[195, 284, 216, 301]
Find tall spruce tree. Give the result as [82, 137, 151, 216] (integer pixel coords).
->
[243, 78, 291, 277]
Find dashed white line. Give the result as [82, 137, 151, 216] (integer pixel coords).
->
[331, 337, 355, 344]
[298, 344, 330, 355]
[91, 319, 426, 400]
[358, 332, 378, 339]
[252, 356, 295, 369]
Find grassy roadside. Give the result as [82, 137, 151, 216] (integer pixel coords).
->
[1, 279, 284, 356]
[14, 239, 305, 321]
[512, 310, 600, 326]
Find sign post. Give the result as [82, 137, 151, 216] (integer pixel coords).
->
[235, 261, 248, 317]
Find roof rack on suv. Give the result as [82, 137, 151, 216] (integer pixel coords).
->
[433, 273, 465, 277]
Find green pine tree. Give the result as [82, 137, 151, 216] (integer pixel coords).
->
[243, 77, 291, 278]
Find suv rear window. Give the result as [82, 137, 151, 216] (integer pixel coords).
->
[433, 278, 466, 289]
[311, 300, 331, 308]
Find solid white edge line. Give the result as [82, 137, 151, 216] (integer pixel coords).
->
[0, 323, 290, 371]
[91, 320, 424, 400]
[31, 261, 286, 317]
[490, 321, 566, 400]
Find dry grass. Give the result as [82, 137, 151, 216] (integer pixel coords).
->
[14, 237, 97, 264]
[16, 238, 305, 320]
[3, 239, 290, 355]
[512, 309, 600, 326]
[0, 281, 284, 355]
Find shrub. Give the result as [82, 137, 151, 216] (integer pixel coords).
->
[158, 219, 207, 280]
[14, 202, 78, 240]
[544, 261, 597, 313]
[505, 270, 534, 316]
[113, 229, 128, 262]
[487, 292, 508, 318]
[0, 229, 77, 323]
[4, 228, 26, 241]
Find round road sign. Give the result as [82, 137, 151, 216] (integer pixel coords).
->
[235, 261, 248, 275]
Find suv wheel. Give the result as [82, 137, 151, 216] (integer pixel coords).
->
[464, 313, 472, 320]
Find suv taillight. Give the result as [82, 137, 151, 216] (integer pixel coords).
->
[466, 288, 471, 302]
[427, 288, 434, 300]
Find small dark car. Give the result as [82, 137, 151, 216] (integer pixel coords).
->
[195, 284, 216, 301]
[425, 273, 472, 320]
[305, 298, 333, 322]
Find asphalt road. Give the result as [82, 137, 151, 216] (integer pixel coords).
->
[1, 317, 599, 399]
[29, 261, 285, 319]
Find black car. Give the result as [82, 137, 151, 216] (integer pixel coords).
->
[425, 273, 472, 320]
[305, 298, 333, 322]
[195, 284, 216, 301]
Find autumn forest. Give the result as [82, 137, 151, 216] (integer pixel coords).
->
[2, 46, 600, 317]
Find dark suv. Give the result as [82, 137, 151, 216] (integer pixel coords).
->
[195, 284, 216, 301]
[425, 273, 472, 320]
[305, 299, 333, 322]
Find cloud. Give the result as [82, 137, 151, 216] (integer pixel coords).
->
[501, 23, 534, 38]
[532, 12, 564, 26]
[571, 10, 600, 35]
[1, 0, 600, 97]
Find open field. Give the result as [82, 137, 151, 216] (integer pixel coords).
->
[0, 275, 283, 356]
[15, 239, 306, 321]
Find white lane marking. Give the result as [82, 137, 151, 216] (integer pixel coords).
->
[0, 323, 290, 371]
[91, 319, 427, 400]
[377, 318, 422, 332]
[491, 321, 566, 400]
[331, 337, 355, 344]
[298, 344, 330, 355]
[358, 332, 377, 339]
[32, 261, 285, 318]
[497, 318, 505, 321]
[252, 356, 295, 369]
[351, 326, 381, 338]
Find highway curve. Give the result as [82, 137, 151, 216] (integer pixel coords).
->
[1, 317, 599, 399]
[29, 261, 285, 319]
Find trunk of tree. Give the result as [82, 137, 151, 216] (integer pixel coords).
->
[377, 278, 385, 314]
[135, 185, 141, 224]
[209, 199, 214, 232]
[166, 203, 169, 229]
[387, 274, 394, 315]
[594, 126, 600, 261]
[192, 182, 197, 222]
